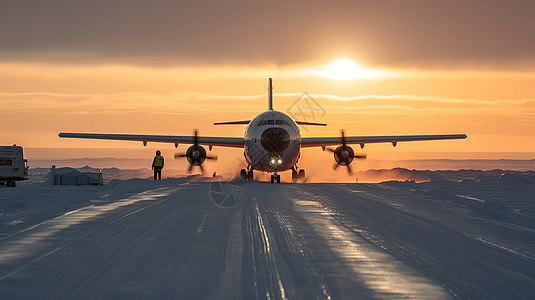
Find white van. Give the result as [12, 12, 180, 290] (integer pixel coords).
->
[0, 145, 29, 187]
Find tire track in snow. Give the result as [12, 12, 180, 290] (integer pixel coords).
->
[242, 197, 287, 300]
[241, 186, 342, 300]
[0, 186, 183, 280]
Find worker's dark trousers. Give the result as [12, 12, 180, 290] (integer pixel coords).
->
[154, 168, 162, 180]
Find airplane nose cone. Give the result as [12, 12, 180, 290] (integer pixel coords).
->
[261, 128, 290, 153]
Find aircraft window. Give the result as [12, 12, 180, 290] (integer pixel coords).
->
[275, 120, 283, 125]
[268, 120, 274, 125]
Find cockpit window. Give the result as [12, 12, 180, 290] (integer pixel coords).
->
[257, 119, 291, 126]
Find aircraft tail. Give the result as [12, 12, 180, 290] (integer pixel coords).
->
[268, 78, 273, 111]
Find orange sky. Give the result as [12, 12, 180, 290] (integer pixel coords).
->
[1, 1, 535, 162]
[1, 62, 533, 154]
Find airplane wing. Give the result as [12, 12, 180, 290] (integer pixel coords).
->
[213, 120, 251, 125]
[58, 133, 244, 148]
[301, 134, 467, 148]
[295, 121, 327, 126]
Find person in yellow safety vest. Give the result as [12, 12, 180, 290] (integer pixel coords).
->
[152, 150, 164, 180]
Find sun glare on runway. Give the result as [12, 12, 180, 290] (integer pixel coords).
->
[314, 59, 374, 80]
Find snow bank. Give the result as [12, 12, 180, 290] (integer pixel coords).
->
[356, 168, 535, 183]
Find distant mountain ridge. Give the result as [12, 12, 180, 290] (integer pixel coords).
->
[356, 168, 535, 184]
[27, 166, 535, 184]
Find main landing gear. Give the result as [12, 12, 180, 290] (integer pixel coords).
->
[240, 167, 254, 181]
[291, 166, 305, 182]
[270, 166, 305, 184]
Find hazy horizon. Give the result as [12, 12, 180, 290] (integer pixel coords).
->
[23, 147, 535, 173]
[23, 147, 535, 160]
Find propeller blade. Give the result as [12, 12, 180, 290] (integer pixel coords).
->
[332, 163, 339, 170]
[188, 164, 193, 172]
[346, 164, 353, 175]
[199, 164, 205, 173]
[193, 129, 198, 146]
[326, 147, 335, 153]
[355, 153, 367, 159]
[174, 153, 188, 159]
[205, 155, 218, 160]
[341, 129, 346, 147]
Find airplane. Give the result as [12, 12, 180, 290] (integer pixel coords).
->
[59, 78, 467, 183]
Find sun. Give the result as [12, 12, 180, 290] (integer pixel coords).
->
[315, 59, 373, 80]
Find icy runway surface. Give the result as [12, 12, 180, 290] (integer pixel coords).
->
[1, 179, 535, 299]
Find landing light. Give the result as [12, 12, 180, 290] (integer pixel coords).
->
[270, 158, 283, 165]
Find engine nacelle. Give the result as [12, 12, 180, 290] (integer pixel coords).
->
[333, 145, 354, 166]
[185, 145, 207, 166]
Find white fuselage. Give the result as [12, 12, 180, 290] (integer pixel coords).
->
[244, 110, 301, 172]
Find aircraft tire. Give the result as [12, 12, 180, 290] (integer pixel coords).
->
[292, 170, 298, 182]
[299, 169, 305, 180]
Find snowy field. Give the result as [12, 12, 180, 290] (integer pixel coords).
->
[1, 172, 534, 299]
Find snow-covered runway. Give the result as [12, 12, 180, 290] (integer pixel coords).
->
[1, 180, 534, 299]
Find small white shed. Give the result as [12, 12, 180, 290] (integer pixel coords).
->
[47, 166, 103, 185]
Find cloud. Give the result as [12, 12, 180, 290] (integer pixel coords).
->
[0, 91, 266, 116]
[1, 1, 535, 69]
[2, 90, 534, 151]
[3, 91, 533, 118]
[310, 93, 535, 106]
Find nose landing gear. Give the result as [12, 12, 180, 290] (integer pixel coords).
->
[291, 166, 305, 182]
[270, 174, 281, 183]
